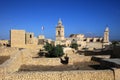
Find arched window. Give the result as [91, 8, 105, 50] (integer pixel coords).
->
[90, 39, 93, 42]
[96, 39, 100, 42]
[3, 43, 5, 46]
[84, 39, 87, 41]
[58, 31, 60, 36]
[30, 34, 32, 38]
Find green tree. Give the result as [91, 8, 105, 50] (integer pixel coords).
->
[44, 43, 64, 57]
[70, 43, 78, 50]
[111, 41, 119, 51]
[54, 45, 64, 57]
[44, 42, 54, 52]
[112, 41, 119, 46]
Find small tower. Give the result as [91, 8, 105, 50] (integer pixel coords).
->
[56, 19, 64, 41]
[25, 32, 34, 44]
[103, 27, 109, 43]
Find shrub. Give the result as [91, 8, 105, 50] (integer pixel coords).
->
[44, 42, 54, 52]
[70, 43, 78, 50]
[44, 43, 64, 57]
[53, 45, 64, 57]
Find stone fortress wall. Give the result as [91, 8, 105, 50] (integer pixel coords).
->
[0, 48, 29, 73]
[10, 30, 26, 48]
[6, 70, 114, 80]
[10, 30, 43, 49]
[0, 47, 19, 56]
[26, 55, 92, 66]
[0, 47, 119, 80]
[86, 42, 103, 50]
[25, 32, 34, 44]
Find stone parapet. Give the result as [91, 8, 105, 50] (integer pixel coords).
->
[5, 70, 114, 80]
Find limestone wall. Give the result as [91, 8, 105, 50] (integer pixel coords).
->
[24, 44, 43, 49]
[26, 58, 61, 66]
[0, 48, 119, 80]
[10, 30, 25, 47]
[25, 32, 34, 44]
[5, 70, 114, 80]
[0, 47, 19, 56]
[87, 42, 103, 49]
[25, 55, 92, 66]
[63, 47, 73, 54]
[113, 68, 120, 80]
[0, 51, 22, 73]
[0, 49, 31, 73]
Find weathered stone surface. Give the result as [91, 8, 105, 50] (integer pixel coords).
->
[4, 70, 114, 80]
[0, 47, 19, 56]
[0, 47, 118, 80]
[10, 30, 25, 48]
[112, 68, 120, 80]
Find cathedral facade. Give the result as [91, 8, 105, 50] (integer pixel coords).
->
[55, 19, 110, 50]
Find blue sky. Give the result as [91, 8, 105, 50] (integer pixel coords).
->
[0, 0, 120, 40]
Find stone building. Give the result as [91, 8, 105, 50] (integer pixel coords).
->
[25, 32, 34, 44]
[10, 30, 43, 49]
[0, 40, 9, 47]
[38, 35, 45, 45]
[10, 19, 110, 50]
[55, 19, 110, 50]
[56, 19, 65, 41]
[10, 30, 26, 48]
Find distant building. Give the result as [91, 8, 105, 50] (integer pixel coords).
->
[10, 30, 44, 49]
[9, 19, 110, 50]
[55, 19, 110, 50]
[56, 19, 65, 41]
[0, 40, 9, 47]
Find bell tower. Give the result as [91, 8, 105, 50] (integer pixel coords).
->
[56, 19, 64, 41]
[103, 27, 109, 43]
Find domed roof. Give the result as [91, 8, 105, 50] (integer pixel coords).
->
[56, 18, 64, 28]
